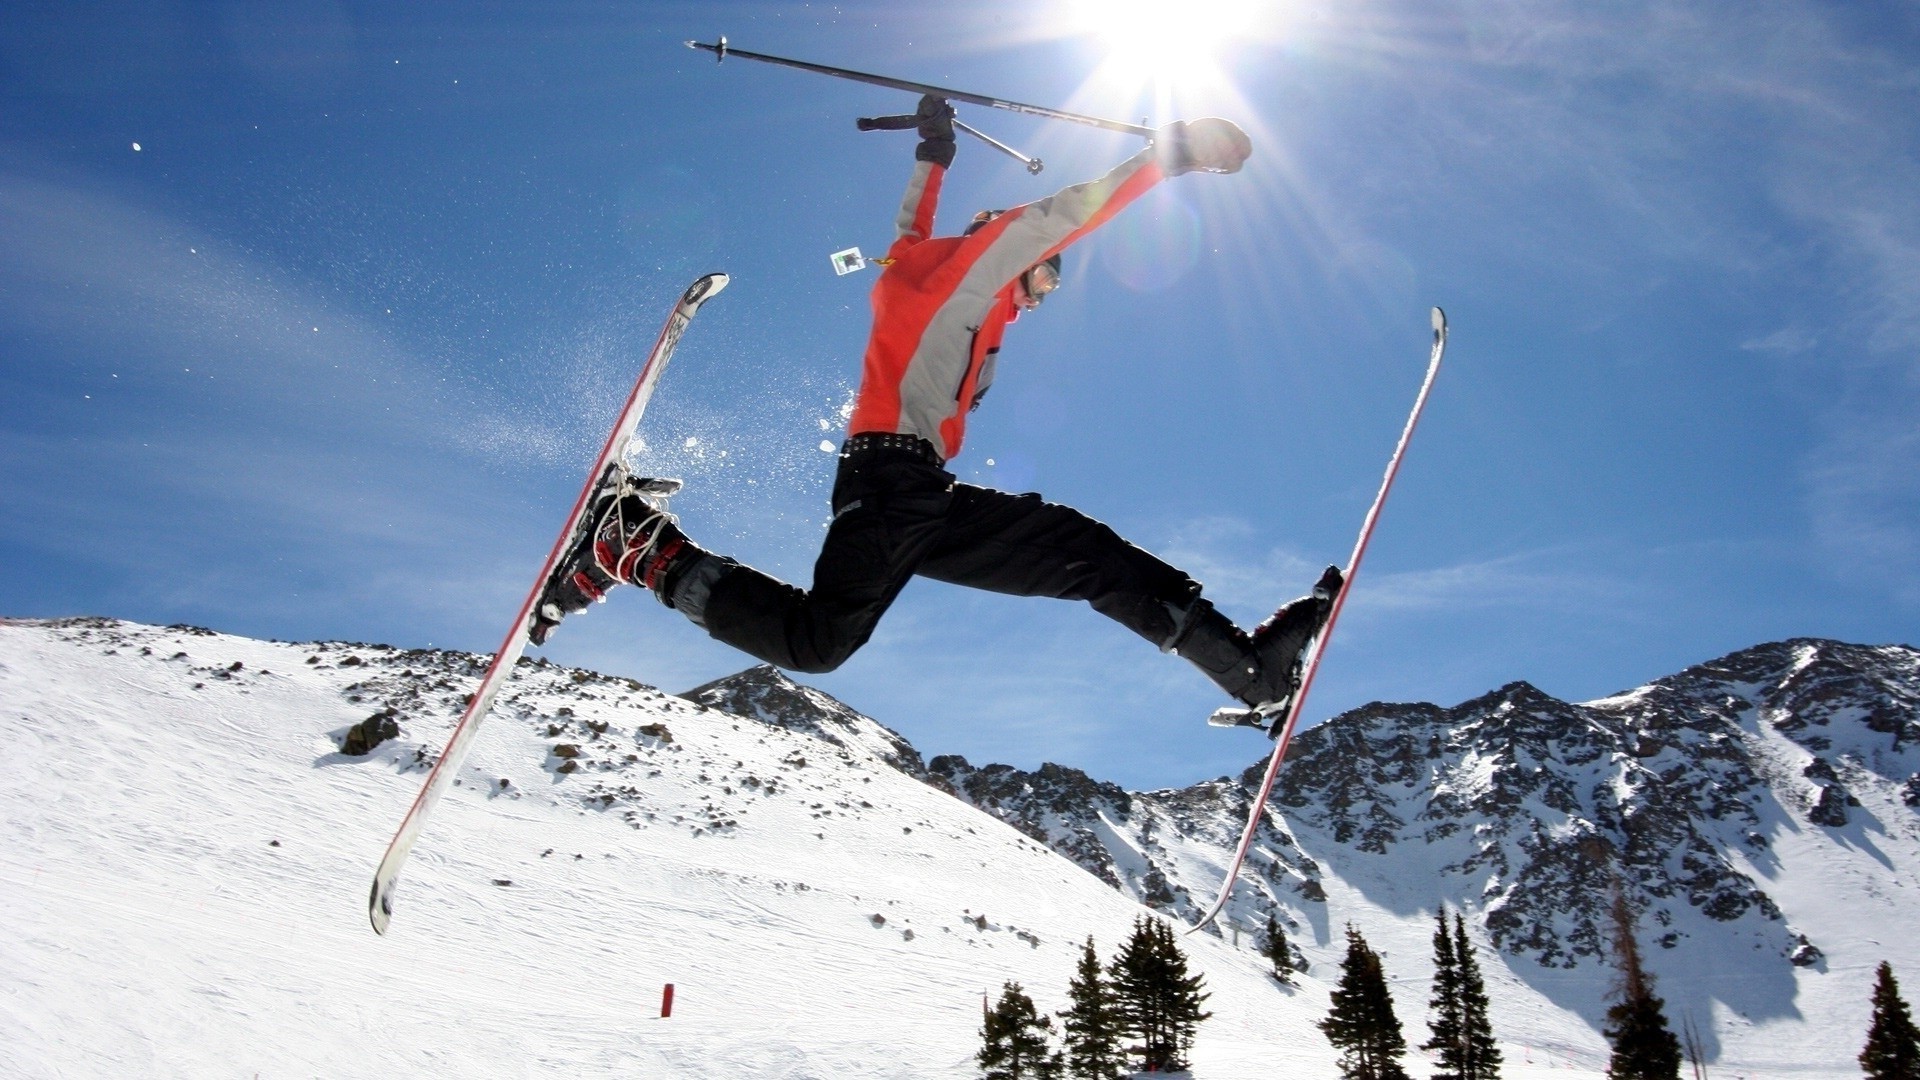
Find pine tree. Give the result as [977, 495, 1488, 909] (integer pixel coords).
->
[979, 982, 1063, 1080]
[1107, 915, 1213, 1073]
[1423, 911, 1466, 1080]
[1861, 961, 1920, 1080]
[1060, 937, 1127, 1080]
[1603, 889, 1681, 1080]
[1262, 911, 1297, 984]
[1451, 914, 1503, 1080]
[1320, 923, 1412, 1080]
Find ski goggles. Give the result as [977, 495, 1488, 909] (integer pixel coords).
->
[1023, 256, 1062, 302]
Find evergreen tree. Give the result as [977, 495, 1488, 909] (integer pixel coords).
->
[979, 982, 1063, 1080]
[1605, 994, 1682, 1080]
[1261, 911, 1297, 984]
[1059, 937, 1127, 1080]
[1861, 961, 1920, 1080]
[1320, 923, 1412, 1080]
[1107, 915, 1213, 1072]
[1423, 911, 1466, 1080]
[1451, 913, 1503, 1080]
[1602, 889, 1681, 1080]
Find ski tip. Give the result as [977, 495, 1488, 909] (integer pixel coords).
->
[1187, 904, 1226, 936]
[1431, 306, 1447, 338]
[682, 273, 730, 307]
[369, 879, 394, 936]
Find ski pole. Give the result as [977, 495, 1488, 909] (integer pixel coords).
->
[686, 37, 1156, 139]
[855, 109, 1046, 174]
[956, 119, 1045, 175]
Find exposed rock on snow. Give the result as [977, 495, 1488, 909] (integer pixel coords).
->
[338, 707, 401, 755]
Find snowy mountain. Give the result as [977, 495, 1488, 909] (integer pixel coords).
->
[909, 638, 1920, 1074]
[660, 646, 1920, 1075]
[2, 617, 1914, 1077]
[683, 663, 928, 776]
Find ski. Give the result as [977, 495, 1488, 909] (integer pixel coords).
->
[1191, 307, 1448, 934]
[368, 273, 729, 935]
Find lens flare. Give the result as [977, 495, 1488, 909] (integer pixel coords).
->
[1069, 0, 1264, 84]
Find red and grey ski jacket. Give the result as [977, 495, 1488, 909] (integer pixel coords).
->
[846, 147, 1166, 462]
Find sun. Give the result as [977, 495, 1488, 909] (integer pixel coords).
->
[1067, 0, 1265, 85]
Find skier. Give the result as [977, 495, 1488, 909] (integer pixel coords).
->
[533, 96, 1339, 715]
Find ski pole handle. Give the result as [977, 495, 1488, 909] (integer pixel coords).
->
[855, 113, 919, 132]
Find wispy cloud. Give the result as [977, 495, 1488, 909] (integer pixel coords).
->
[0, 159, 631, 467]
[1156, 514, 1321, 621]
[1, 169, 425, 410]
[1408, 2, 1920, 604]
[1740, 328, 1818, 356]
[1158, 513, 1623, 621]
[1803, 405, 1920, 605]
[0, 162, 729, 635]
[1355, 552, 1622, 615]
[1741, 15, 1920, 599]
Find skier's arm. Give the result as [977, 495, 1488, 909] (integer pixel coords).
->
[887, 96, 956, 258]
[970, 118, 1251, 279]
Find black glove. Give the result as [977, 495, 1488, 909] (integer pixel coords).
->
[915, 94, 954, 139]
[915, 94, 957, 168]
[1154, 118, 1251, 176]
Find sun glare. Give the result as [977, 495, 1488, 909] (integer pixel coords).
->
[1069, 0, 1264, 85]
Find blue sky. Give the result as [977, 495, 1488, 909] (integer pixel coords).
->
[3, 1, 1917, 790]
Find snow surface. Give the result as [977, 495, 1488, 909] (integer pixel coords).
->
[1, 617, 1896, 1077]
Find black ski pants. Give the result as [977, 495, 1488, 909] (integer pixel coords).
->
[698, 443, 1200, 674]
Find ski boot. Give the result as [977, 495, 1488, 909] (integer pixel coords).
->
[529, 466, 686, 645]
[1204, 564, 1344, 735]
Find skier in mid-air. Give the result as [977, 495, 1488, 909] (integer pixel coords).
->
[533, 96, 1340, 716]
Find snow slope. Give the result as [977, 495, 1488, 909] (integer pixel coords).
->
[6, 617, 1908, 1076]
[0, 617, 1425, 1078]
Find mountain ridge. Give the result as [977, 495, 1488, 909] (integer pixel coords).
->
[596, 637, 1920, 975]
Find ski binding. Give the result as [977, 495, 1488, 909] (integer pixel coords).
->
[1208, 695, 1294, 736]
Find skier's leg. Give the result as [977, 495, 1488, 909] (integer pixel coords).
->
[914, 484, 1200, 646]
[694, 447, 954, 673]
[914, 484, 1334, 707]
